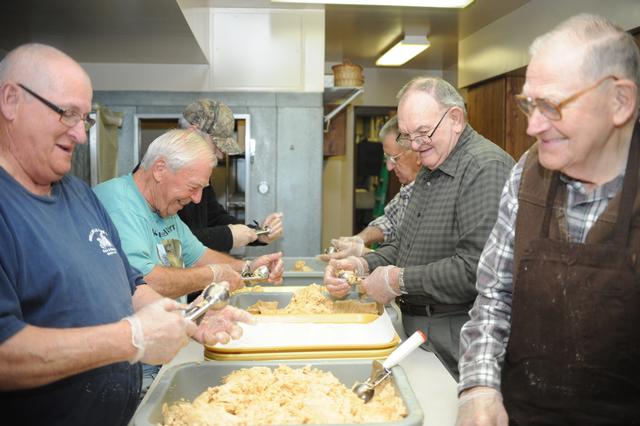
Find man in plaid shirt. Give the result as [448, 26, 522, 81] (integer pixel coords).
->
[319, 115, 420, 260]
[456, 14, 640, 425]
[325, 77, 515, 380]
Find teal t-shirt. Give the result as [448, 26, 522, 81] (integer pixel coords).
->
[93, 174, 206, 275]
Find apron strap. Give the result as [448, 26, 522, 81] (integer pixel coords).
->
[611, 119, 640, 246]
[540, 172, 561, 238]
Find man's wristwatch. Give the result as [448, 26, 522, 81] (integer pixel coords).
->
[398, 268, 408, 295]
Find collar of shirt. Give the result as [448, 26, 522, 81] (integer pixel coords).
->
[418, 124, 472, 182]
[559, 172, 624, 206]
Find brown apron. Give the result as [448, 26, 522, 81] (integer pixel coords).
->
[502, 121, 640, 425]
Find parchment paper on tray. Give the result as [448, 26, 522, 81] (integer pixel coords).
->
[211, 310, 397, 350]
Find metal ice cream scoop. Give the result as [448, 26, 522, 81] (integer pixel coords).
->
[183, 282, 230, 322]
[241, 265, 270, 284]
[352, 330, 427, 403]
[337, 270, 364, 285]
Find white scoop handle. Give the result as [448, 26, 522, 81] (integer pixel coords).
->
[382, 330, 426, 370]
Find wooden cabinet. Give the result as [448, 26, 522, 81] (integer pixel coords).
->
[466, 74, 534, 162]
[323, 105, 347, 156]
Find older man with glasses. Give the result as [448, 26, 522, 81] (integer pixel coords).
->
[456, 14, 640, 425]
[324, 76, 515, 380]
[0, 43, 255, 426]
[320, 116, 421, 260]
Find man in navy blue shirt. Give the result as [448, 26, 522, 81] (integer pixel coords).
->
[0, 43, 252, 426]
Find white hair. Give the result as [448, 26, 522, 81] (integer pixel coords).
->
[396, 76, 467, 119]
[530, 14, 640, 88]
[140, 128, 216, 171]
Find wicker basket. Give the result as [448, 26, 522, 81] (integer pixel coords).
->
[332, 60, 364, 87]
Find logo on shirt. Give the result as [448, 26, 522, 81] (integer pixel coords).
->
[89, 228, 117, 256]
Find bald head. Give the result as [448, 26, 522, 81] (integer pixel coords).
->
[0, 43, 91, 94]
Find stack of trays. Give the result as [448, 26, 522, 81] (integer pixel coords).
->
[205, 286, 400, 361]
[133, 360, 424, 426]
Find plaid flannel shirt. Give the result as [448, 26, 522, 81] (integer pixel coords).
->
[369, 181, 415, 242]
[364, 125, 515, 305]
[458, 151, 624, 393]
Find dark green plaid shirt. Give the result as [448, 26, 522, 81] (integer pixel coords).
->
[364, 125, 515, 305]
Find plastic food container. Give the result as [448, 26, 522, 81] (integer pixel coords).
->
[133, 360, 424, 426]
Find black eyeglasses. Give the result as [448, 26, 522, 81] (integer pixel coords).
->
[396, 107, 451, 148]
[514, 75, 618, 121]
[18, 83, 95, 131]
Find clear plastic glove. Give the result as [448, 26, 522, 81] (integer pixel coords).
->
[249, 252, 284, 284]
[123, 298, 196, 365]
[208, 263, 243, 291]
[361, 265, 401, 304]
[228, 224, 258, 248]
[191, 305, 256, 346]
[324, 256, 369, 299]
[456, 387, 508, 426]
[317, 236, 365, 261]
[258, 212, 284, 244]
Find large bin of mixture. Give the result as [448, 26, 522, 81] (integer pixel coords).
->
[281, 256, 326, 285]
[133, 360, 424, 426]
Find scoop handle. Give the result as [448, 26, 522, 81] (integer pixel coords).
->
[382, 330, 426, 370]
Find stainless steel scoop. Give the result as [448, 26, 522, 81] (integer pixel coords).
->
[352, 330, 426, 403]
[323, 245, 339, 255]
[337, 270, 364, 285]
[241, 265, 270, 284]
[252, 220, 271, 236]
[183, 282, 230, 323]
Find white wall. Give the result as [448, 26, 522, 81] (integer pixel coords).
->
[84, 6, 325, 92]
[458, 0, 640, 88]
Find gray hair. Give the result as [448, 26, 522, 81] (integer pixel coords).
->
[396, 76, 467, 118]
[530, 14, 640, 88]
[379, 115, 399, 140]
[140, 128, 216, 171]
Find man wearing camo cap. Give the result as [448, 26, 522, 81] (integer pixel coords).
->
[182, 99, 243, 156]
[178, 99, 284, 255]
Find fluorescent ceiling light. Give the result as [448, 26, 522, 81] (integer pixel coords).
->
[376, 35, 430, 66]
[271, 0, 474, 7]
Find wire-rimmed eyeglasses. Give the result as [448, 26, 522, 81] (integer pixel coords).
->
[18, 83, 95, 131]
[383, 149, 408, 166]
[396, 107, 451, 148]
[514, 75, 618, 121]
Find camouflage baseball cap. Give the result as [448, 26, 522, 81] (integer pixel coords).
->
[182, 99, 243, 155]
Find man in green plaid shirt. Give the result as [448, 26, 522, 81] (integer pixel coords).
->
[325, 76, 515, 380]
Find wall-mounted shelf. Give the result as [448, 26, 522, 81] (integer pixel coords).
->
[323, 87, 364, 131]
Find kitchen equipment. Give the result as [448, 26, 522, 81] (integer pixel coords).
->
[133, 359, 423, 426]
[338, 269, 364, 285]
[353, 330, 426, 403]
[182, 282, 230, 322]
[323, 245, 339, 255]
[241, 264, 270, 284]
[251, 220, 271, 236]
[282, 256, 325, 285]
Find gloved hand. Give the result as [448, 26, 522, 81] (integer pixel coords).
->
[249, 252, 284, 284]
[324, 256, 369, 299]
[317, 236, 366, 261]
[191, 305, 256, 345]
[361, 265, 401, 304]
[123, 298, 196, 365]
[228, 224, 258, 248]
[257, 212, 284, 244]
[208, 263, 243, 291]
[455, 387, 508, 426]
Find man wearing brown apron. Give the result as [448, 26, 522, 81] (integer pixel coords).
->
[456, 14, 640, 425]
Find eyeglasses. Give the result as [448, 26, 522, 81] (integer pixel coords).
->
[514, 75, 618, 121]
[396, 107, 451, 148]
[383, 150, 408, 166]
[18, 83, 95, 131]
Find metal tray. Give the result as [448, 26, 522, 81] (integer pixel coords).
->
[133, 360, 424, 426]
[229, 286, 382, 315]
[281, 256, 326, 285]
